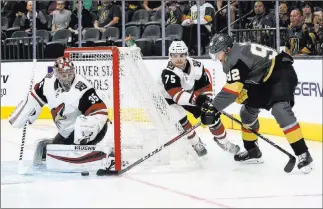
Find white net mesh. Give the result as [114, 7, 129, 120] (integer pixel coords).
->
[65, 47, 199, 170]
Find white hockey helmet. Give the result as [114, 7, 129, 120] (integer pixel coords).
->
[53, 56, 75, 91]
[169, 41, 188, 69]
[169, 40, 188, 56]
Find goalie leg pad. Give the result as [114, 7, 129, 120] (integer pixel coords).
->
[33, 138, 53, 166]
[46, 144, 112, 172]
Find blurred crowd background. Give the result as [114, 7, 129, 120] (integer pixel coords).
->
[1, 0, 323, 60]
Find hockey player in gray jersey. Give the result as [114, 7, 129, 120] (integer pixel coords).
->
[158, 40, 240, 157]
[195, 33, 313, 173]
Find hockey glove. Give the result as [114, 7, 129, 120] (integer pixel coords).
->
[235, 88, 248, 104]
[74, 115, 99, 145]
[201, 101, 219, 126]
[194, 93, 213, 108]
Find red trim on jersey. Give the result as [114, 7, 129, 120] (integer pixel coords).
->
[32, 83, 46, 105]
[167, 87, 182, 97]
[210, 123, 225, 136]
[89, 111, 109, 116]
[187, 131, 196, 139]
[284, 124, 300, 134]
[34, 83, 39, 91]
[175, 90, 185, 103]
[183, 120, 192, 130]
[222, 87, 240, 96]
[204, 68, 213, 85]
[194, 84, 212, 95]
[30, 92, 44, 107]
[84, 103, 107, 116]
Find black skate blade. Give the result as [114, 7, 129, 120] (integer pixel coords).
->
[284, 156, 296, 173]
[96, 169, 119, 176]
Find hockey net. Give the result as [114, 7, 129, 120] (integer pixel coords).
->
[64, 47, 199, 172]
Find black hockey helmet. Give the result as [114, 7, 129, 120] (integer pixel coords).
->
[208, 33, 233, 60]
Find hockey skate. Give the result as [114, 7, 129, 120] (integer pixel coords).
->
[214, 137, 240, 154]
[192, 138, 207, 157]
[297, 151, 313, 174]
[234, 146, 263, 164]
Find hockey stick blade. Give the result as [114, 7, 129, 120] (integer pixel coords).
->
[97, 121, 202, 176]
[96, 168, 119, 176]
[284, 156, 296, 173]
[221, 111, 296, 173]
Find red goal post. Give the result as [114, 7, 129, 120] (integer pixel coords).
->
[64, 47, 122, 170]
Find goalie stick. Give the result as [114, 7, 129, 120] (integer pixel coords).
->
[220, 110, 296, 173]
[97, 121, 202, 176]
[17, 59, 38, 175]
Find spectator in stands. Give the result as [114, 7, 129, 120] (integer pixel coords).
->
[302, 2, 319, 26]
[14, 1, 28, 18]
[285, 9, 316, 56]
[179, 1, 191, 21]
[143, 0, 162, 15]
[94, 0, 121, 33]
[126, 1, 142, 22]
[279, 1, 290, 28]
[47, 1, 57, 15]
[313, 5, 322, 19]
[1, 1, 18, 27]
[216, 0, 237, 26]
[245, 1, 275, 46]
[89, 1, 99, 14]
[51, 1, 72, 35]
[165, 1, 182, 25]
[20, 1, 47, 34]
[181, 0, 215, 54]
[247, 1, 275, 29]
[68, 0, 96, 38]
[314, 12, 323, 54]
[6, 1, 28, 28]
[48, 1, 73, 15]
[80, 0, 93, 11]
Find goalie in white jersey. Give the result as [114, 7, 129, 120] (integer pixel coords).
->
[158, 41, 240, 156]
[9, 57, 114, 172]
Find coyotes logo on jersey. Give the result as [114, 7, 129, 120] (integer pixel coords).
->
[51, 103, 66, 128]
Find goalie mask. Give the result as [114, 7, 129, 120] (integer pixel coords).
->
[169, 41, 188, 69]
[53, 57, 75, 91]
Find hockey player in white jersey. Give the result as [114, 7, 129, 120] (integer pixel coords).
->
[158, 41, 240, 157]
[9, 57, 115, 172]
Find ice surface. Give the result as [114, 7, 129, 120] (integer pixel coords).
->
[1, 120, 322, 208]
